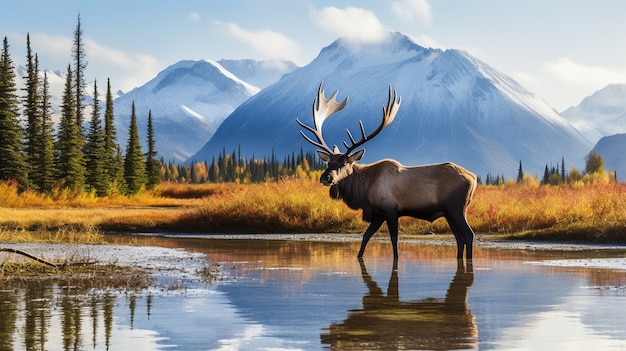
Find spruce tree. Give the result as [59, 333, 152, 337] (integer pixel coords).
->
[72, 14, 87, 130]
[103, 78, 124, 194]
[23, 33, 41, 186]
[36, 71, 56, 192]
[516, 161, 524, 184]
[56, 64, 85, 191]
[0, 37, 28, 190]
[123, 102, 146, 194]
[145, 110, 160, 189]
[85, 80, 107, 196]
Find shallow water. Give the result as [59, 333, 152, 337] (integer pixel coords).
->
[1, 235, 626, 350]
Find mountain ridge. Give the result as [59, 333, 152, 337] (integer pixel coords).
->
[190, 32, 592, 179]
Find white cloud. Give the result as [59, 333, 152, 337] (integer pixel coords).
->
[84, 38, 162, 92]
[30, 32, 73, 58]
[212, 21, 303, 63]
[25, 33, 161, 93]
[391, 0, 432, 27]
[187, 12, 201, 22]
[409, 34, 441, 49]
[512, 57, 626, 110]
[542, 57, 626, 86]
[309, 6, 388, 44]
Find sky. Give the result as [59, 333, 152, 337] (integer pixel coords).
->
[1, 0, 626, 111]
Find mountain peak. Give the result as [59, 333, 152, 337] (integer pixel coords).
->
[191, 32, 591, 179]
[561, 83, 626, 143]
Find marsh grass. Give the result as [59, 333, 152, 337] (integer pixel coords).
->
[1, 179, 626, 243]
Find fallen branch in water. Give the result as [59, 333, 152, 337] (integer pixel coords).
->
[0, 248, 97, 268]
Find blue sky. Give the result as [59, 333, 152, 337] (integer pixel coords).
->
[1, 0, 625, 111]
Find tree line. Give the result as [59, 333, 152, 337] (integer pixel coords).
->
[0, 15, 159, 195]
[483, 152, 614, 186]
[162, 147, 326, 184]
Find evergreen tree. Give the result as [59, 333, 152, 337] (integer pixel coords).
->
[23, 33, 40, 186]
[516, 160, 524, 184]
[123, 102, 146, 194]
[0, 37, 28, 190]
[541, 164, 550, 185]
[103, 78, 124, 194]
[72, 14, 87, 130]
[56, 64, 85, 191]
[34, 71, 56, 192]
[145, 110, 160, 189]
[85, 80, 107, 196]
[561, 157, 566, 182]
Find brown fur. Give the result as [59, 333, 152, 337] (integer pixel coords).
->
[321, 157, 477, 260]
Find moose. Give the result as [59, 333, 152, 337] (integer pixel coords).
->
[296, 83, 477, 260]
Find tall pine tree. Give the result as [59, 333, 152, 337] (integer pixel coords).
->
[72, 14, 87, 130]
[35, 71, 56, 192]
[56, 64, 85, 191]
[123, 102, 146, 194]
[103, 78, 124, 194]
[0, 37, 28, 190]
[23, 33, 40, 188]
[145, 110, 160, 189]
[85, 80, 107, 196]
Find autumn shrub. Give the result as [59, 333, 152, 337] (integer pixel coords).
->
[168, 179, 364, 233]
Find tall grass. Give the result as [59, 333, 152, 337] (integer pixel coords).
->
[1, 179, 626, 243]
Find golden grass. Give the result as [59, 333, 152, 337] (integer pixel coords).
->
[1, 179, 626, 243]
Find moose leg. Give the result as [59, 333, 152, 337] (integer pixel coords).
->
[357, 217, 384, 258]
[385, 213, 400, 259]
[447, 215, 475, 260]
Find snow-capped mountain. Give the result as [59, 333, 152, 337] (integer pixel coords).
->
[190, 32, 591, 179]
[113, 59, 260, 161]
[561, 84, 626, 144]
[217, 59, 298, 88]
[15, 66, 66, 121]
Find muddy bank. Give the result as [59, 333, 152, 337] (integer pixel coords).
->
[0, 242, 208, 277]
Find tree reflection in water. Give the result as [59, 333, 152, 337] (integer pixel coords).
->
[0, 275, 150, 351]
[321, 259, 477, 350]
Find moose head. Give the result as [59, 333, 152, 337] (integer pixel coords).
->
[296, 82, 401, 186]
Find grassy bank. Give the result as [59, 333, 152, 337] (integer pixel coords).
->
[1, 179, 626, 244]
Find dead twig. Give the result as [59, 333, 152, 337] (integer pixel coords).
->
[0, 248, 97, 268]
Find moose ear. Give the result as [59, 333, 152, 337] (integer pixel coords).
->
[317, 150, 331, 162]
[348, 149, 365, 162]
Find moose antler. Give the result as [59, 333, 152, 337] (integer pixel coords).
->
[297, 83, 401, 156]
[343, 85, 401, 155]
[296, 82, 348, 154]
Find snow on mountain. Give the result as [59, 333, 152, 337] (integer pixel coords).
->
[217, 59, 298, 88]
[15, 65, 66, 121]
[113, 59, 260, 162]
[561, 84, 626, 144]
[591, 133, 626, 180]
[190, 32, 591, 179]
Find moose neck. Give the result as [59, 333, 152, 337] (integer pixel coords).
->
[330, 165, 371, 211]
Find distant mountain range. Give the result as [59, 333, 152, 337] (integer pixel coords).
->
[14, 33, 626, 179]
[15, 59, 298, 162]
[112, 59, 296, 161]
[190, 32, 592, 179]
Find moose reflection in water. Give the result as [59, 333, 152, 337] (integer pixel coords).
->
[321, 259, 477, 350]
